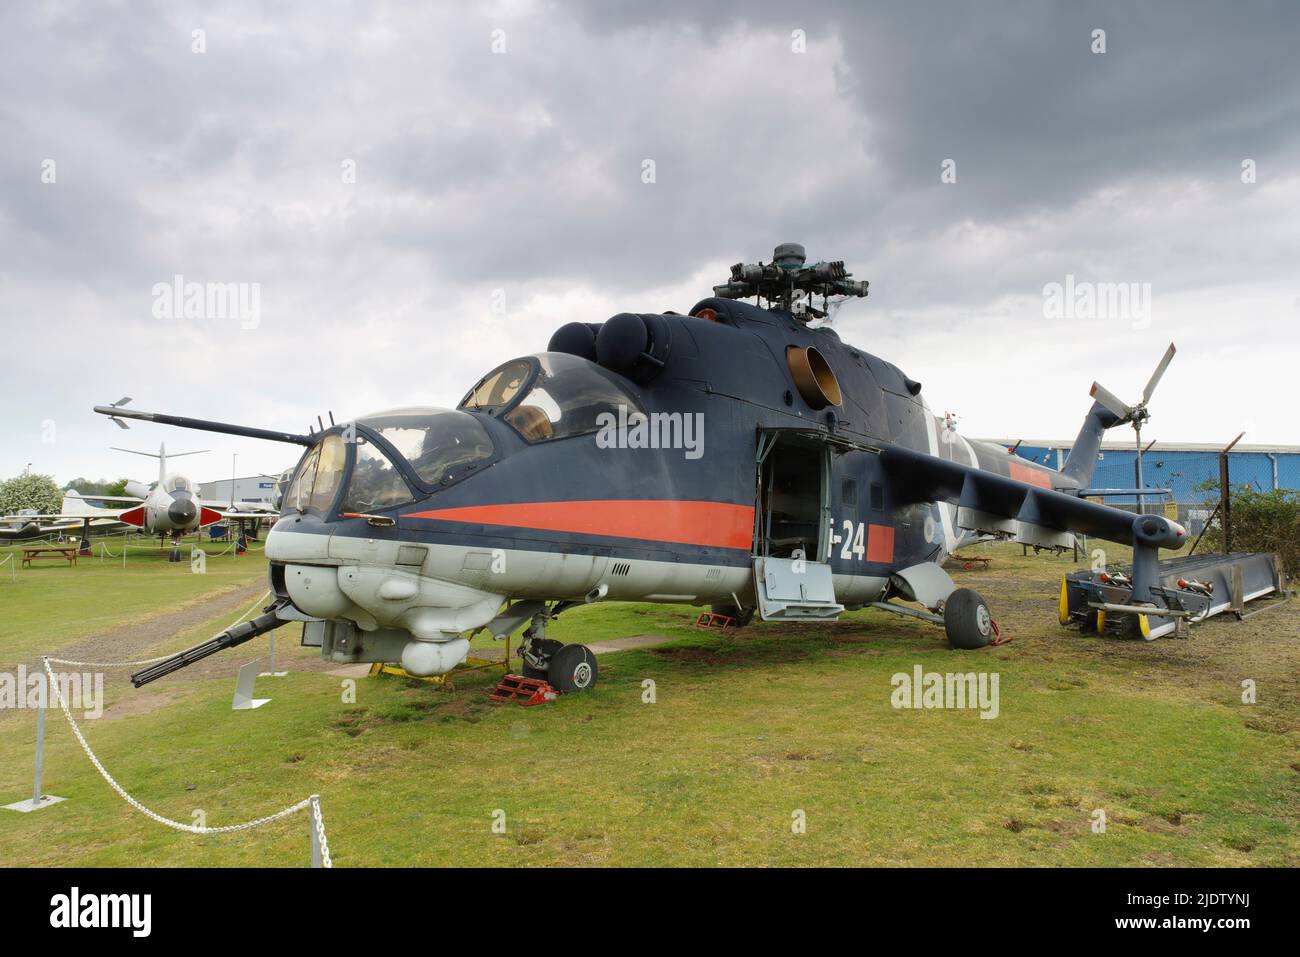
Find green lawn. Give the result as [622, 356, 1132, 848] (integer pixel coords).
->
[0, 541, 1296, 866]
[0, 534, 268, 669]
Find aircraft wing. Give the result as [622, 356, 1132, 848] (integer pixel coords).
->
[0, 508, 129, 522]
[0, 516, 123, 539]
[878, 443, 1185, 548]
[197, 499, 277, 516]
[0, 491, 149, 527]
[217, 509, 277, 520]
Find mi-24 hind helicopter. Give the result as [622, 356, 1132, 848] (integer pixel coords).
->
[95, 243, 1187, 692]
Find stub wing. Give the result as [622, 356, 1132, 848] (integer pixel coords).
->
[880, 443, 1185, 549]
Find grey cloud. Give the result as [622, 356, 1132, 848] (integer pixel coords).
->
[0, 0, 1297, 486]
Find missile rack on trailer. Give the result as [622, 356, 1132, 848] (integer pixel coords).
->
[1059, 551, 1288, 640]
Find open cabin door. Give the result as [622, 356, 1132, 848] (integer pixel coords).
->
[752, 431, 844, 621]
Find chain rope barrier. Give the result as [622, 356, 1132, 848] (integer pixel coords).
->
[38, 654, 331, 863]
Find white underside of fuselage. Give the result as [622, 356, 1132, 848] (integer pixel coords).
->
[266, 527, 889, 675]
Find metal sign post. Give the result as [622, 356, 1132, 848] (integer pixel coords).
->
[3, 687, 68, 813]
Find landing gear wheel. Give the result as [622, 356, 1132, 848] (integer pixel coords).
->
[519, 636, 562, 679]
[710, 604, 754, 627]
[944, 588, 993, 650]
[546, 644, 598, 694]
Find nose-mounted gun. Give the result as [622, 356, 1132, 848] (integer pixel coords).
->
[130, 598, 295, 687]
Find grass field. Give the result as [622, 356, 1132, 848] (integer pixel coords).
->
[0, 538, 1296, 867]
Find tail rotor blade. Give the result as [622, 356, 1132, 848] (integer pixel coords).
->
[1142, 342, 1177, 405]
[1090, 381, 1132, 420]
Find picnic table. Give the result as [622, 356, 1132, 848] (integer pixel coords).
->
[20, 545, 79, 568]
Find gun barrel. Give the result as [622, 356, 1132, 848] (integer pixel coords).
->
[131, 607, 290, 687]
[94, 404, 314, 447]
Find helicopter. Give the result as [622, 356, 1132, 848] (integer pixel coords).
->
[95, 243, 1187, 692]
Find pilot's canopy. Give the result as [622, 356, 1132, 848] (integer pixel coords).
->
[164, 475, 194, 494]
[281, 407, 495, 515]
[279, 353, 640, 516]
[459, 352, 639, 444]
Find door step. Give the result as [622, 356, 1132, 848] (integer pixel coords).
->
[487, 674, 559, 706]
[754, 557, 844, 621]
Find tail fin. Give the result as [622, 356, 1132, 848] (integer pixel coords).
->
[1059, 401, 1122, 489]
[112, 443, 208, 484]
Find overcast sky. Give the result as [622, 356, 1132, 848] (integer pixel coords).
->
[2, 0, 1298, 487]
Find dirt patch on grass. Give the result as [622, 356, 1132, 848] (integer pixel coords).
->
[40, 580, 270, 670]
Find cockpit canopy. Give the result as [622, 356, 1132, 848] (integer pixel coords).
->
[459, 352, 640, 443]
[281, 408, 495, 516]
[280, 353, 639, 517]
[165, 475, 194, 494]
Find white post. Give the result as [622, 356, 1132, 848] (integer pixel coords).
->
[3, 666, 67, 812]
[32, 700, 44, 805]
[261, 634, 287, 677]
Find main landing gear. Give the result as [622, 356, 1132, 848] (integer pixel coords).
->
[943, 587, 996, 650]
[518, 611, 598, 694]
[872, 584, 1001, 650]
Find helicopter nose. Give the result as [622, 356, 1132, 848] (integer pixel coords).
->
[168, 499, 197, 525]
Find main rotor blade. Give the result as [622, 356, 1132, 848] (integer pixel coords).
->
[1089, 381, 1132, 420]
[1141, 342, 1177, 405]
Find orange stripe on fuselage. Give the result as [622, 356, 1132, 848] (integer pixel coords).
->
[1008, 462, 1053, 489]
[405, 500, 756, 551]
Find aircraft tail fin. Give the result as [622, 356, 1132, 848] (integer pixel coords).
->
[1058, 401, 1122, 489]
[112, 443, 208, 483]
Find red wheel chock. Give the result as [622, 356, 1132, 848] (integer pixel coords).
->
[488, 674, 559, 706]
[694, 612, 735, 630]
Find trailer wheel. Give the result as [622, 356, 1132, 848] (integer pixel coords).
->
[547, 644, 598, 693]
[944, 588, 993, 650]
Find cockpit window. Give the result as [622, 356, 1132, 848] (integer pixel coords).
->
[283, 433, 346, 513]
[166, 476, 194, 493]
[460, 359, 532, 411]
[356, 408, 495, 487]
[501, 353, 639, 444]
[341, 436, 413, 512]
